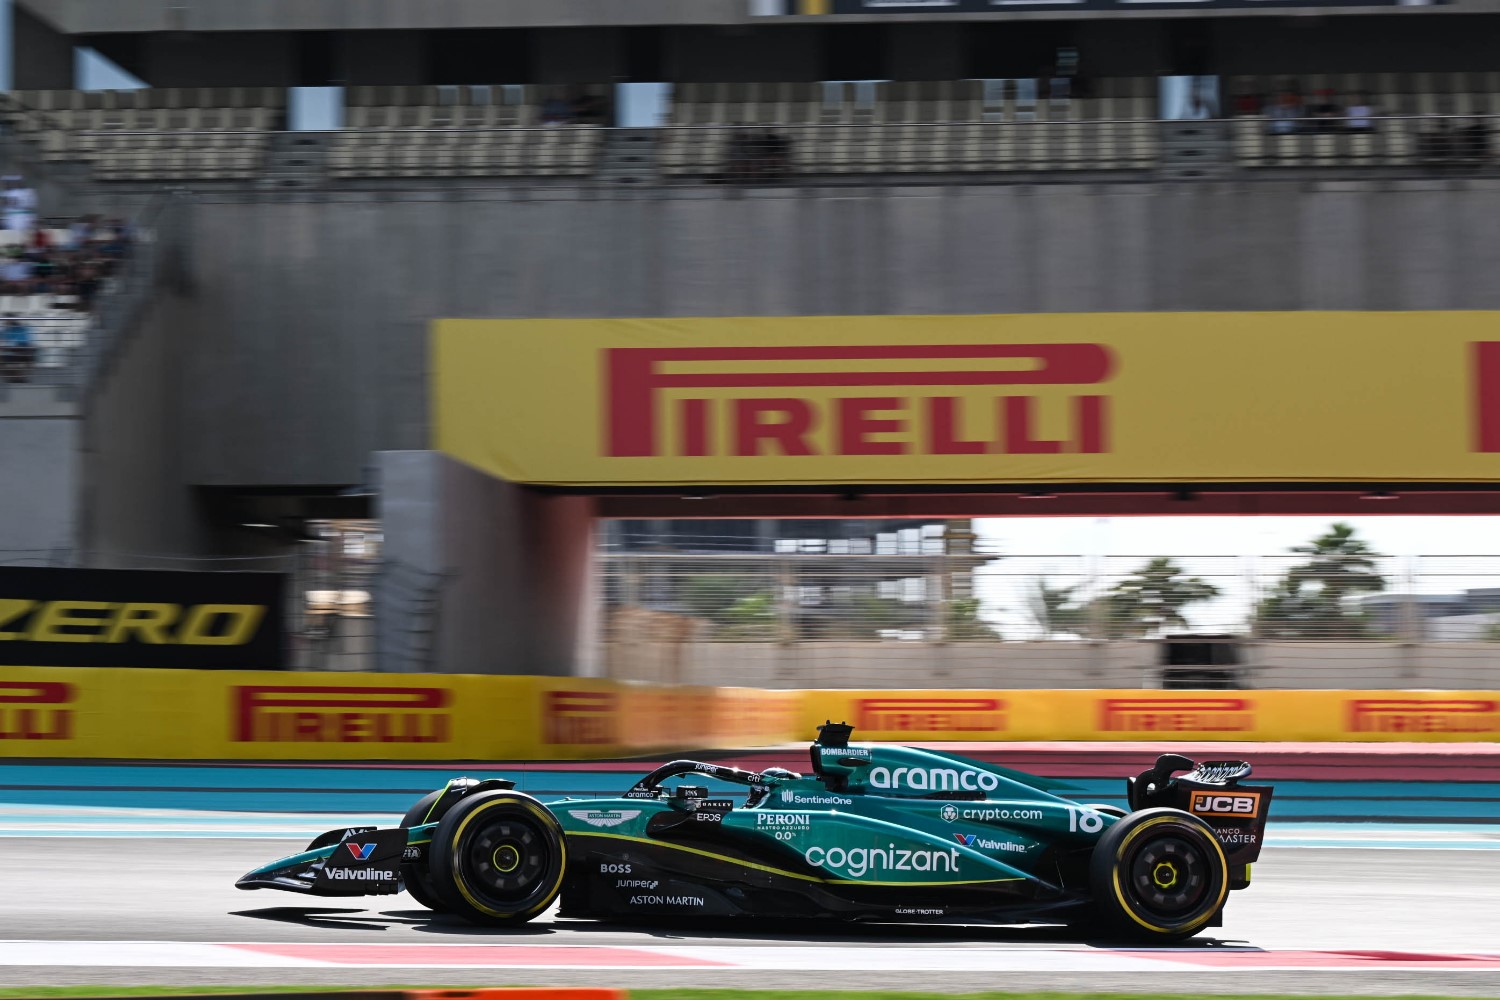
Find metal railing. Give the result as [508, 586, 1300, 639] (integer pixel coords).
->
[39, 114, 1500, 182]
[597, 545, 1500, 689]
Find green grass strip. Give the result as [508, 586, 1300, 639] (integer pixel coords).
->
[0, 989, 1483, 1000]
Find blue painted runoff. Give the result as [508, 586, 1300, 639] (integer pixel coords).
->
[1, 763, 1498, 822]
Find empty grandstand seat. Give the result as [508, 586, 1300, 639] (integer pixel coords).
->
[9, 87, 276, 180]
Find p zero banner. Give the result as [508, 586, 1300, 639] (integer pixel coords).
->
[0, 566, 286, 669]
[434, 312, 1500, 487]
[800, 689, 1500, 742]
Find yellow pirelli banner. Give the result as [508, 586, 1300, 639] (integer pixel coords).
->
[4, 670, 1496, 758]
[0, 669, 802, 760]
[435, 312, 1500, 486]
[801, 690, 1500, 742]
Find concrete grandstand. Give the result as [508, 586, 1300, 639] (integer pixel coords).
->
[4, 0, 1500, 683]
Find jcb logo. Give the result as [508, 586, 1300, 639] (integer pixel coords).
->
[0, 600, 265, 646]
[1188, 790, 1261, 818]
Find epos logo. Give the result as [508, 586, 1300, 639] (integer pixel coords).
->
[543, 690, 618, 745]
[1188, 790, 1262, 819]
[234, 686, 450, 743]
[0, 680, 73, 741]
[604, 344, 1115, 459]
[854, 697, 1005, 733]
[1347, 698, 1500, 734]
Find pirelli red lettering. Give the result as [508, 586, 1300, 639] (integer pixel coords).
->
[1348, 698, 1500, 734]
[233, 686, 451, 743]
[542, 690, 619, 745]
[604, 344, 1115, 459]
[1474, 342, 1500, 452]
[1098, 697, 1254, 733]
[854, 697, 1006, 733]
[0, 680, 73, 740]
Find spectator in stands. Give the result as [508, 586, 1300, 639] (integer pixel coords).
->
[2, 249, 33, 294]
[1460, 120, 1490, 162]
[2, 176, 36, 233]
[572, 93, 607, 126]
[1308, 89, 1342, 133]
[540, 96, 573, 126]
[0, 315, 34, 383]
[1345, 94, 1375, 132]
[1266, 90, 1304, 135]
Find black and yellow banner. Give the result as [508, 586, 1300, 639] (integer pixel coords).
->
[0, 567, 286, 670]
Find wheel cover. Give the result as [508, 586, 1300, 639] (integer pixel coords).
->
[1126, 833, 1211, 918]
[460, 815, 550, 905]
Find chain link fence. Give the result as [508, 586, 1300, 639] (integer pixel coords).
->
[598, 532, 1500, 690]
[0, 521, 409, 671]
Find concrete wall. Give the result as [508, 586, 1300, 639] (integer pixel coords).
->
[0, 396, 78, 561]
[79, 291, 207, 566]
[377, 450, 599, 675]
[177, 179, 1500, 488]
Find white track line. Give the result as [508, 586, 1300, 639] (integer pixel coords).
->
[2, 941, 1498, 972]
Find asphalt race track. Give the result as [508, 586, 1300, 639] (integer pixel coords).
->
[4, 838, 1500, 995]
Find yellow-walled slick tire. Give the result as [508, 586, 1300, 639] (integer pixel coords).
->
[429, 790, 567, 926]
[1089, 807, 1229, 942]
[399, 790, 447, 913]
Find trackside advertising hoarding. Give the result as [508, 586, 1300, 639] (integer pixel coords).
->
[799, 690, 1500, 742]
[0, 566, 286, 669]
[0, 672, 1493, 758]
[0, 668, 803, 759]
[434, 312, 1500, 487]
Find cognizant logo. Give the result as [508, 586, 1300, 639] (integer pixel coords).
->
[805, 844, 961, 878]
[869, 766, 1000, 792]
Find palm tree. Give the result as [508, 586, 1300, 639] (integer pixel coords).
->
[1253, 523, 1386, 639]
[1287, 522, 1386, 603]
[1027, 578, 1089, 638]
[1097, 557, 1220, 639]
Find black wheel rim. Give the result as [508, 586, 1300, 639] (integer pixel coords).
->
[461, 814, 552, 905]
[1125, 832, 1212, 918]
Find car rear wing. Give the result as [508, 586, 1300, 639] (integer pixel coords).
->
[1127, 754, 1273, 878]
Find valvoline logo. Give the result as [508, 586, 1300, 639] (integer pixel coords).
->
[345, 842, 377, 861]
[953, 834, 977, 847]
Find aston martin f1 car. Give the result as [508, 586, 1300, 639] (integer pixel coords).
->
[237, 722, 1273, 941]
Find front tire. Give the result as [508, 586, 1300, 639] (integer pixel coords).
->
[429, 790, 567, 926]
[1089, 807, 1228, 942]
[400, 790, 447, 912]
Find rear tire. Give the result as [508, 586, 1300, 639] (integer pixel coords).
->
[1089, 807, 1228, 942]
[429, 790, 567, 926]
[399, 790, 446, 912]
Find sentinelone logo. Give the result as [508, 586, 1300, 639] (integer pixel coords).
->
[604, 344, 1115, 458]
[1098, 697, 1254, 733]
[1348, 698, 1500, 734]
[854, 697, 1005, 733]
[0, 680, 73, 740]
[234, 686, 450, 743]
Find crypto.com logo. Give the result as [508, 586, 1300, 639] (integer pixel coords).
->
[603, 343, 1115, 459]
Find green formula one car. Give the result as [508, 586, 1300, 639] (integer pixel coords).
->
[238, 722, 1272, 941]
